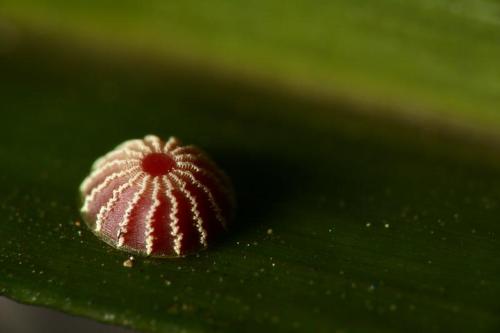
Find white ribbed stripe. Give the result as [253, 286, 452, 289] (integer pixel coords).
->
[81, 166, 139, 213]
[93, 148, 143, 169]
[95, 171, 143, 232]
[174, 160, 231, 195]
[144, 135, 162, 152]
[163, 137, 180, 153]
[172, 153, 198, 162]
[173, 153, 225, 179]
[170, 146, 196, 156]
[163, 176, 181, 255]
[117, 174, 150, 247]
[144, 177, 161, 255]
[169, 173, 208, 247]
[80, 159, 139, 193]
[173, 169, 226, 228]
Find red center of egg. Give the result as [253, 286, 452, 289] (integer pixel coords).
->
[141, 153, 175, 176]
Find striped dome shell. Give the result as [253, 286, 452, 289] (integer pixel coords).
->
[79, 135, 235, 257]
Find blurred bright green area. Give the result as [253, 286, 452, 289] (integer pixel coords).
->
[1, 0, 500, 134]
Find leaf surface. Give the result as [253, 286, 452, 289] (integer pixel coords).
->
[1, 14, 500, 333]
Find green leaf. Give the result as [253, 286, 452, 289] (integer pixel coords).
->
[1, 0, 500, 134]
[1, 29, 500, 333]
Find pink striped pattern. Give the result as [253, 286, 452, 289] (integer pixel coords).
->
[80, 135, 235, 257]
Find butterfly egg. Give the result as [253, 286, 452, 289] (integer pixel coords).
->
[80, 135, 235, 257]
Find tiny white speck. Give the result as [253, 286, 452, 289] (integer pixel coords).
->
[384, 223, 390, 228]
[365, 222, 371, 227]
[123, 256, 135, 268]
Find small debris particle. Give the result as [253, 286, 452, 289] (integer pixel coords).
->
[366, 222, 371, 227]
[165, 280, 172, 286]
[74, 221, 81, 227]
[123, 256, 135, 268]
[384, 223, 390, 228]
[267, 228, 273, 235]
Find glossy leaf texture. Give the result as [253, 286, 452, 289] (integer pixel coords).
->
[1, 22, 500, 333]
